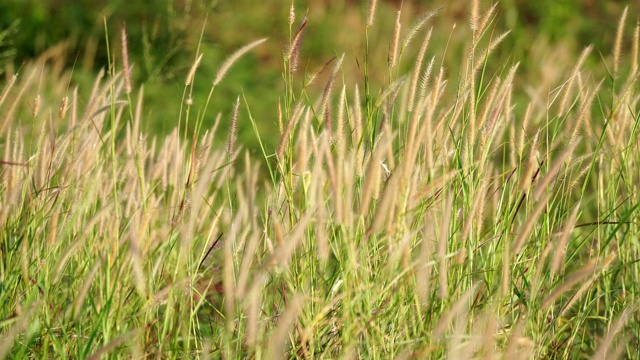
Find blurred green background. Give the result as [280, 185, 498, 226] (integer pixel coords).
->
[0, 0, 634, 151]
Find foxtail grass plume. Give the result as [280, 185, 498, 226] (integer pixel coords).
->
[532, 140, 578, 201]
[360, 133, 390, 215]
[632, 20, 639, 76]
[214, 38, 267, 86]
[461, 178, 488, 242]
[519, 129, 540, 192]
[472, 30, 511, 74]
[120, 24, 131, 94]
[288, 2, 295, 27]
[353, 85, 364, 177]
[70, 87, 78, 129]
[389, 10, 401, 68]
[504, 322, 529, 358]
[85, 330, 140, 360]
[265, 296, 302, 360]
[58, 96, 69, 120]
[277, 103, 304, 159]
[558, 269, 599, 320]
[32, 95, 40, 117]
[516, 103, 532, 158]
[591, 296, 632, 360]
[277, 98, 283, 133]
[336, 85, 347, 150]
[438, 196, 453, 299]
[245, 274, 268, 346]
[185, 53, 203, 86]
[1, 69, 36, 136]
[418, 57, 435, 100]
[567, 81, 601, 148]
[433, 284, 478, 337]
[470, 0, 479, 31]
[227, 97, 240, 158]
[511, 191, 552, 258]
[541, 260, 598, 309]
[613, 6, 628, 77]
[2, 3, 639, 358]
[557, 45, 592, 116]
[303, 56, 335, 89]
[400, 7, 442, 54]
[474, 3, 498, 43]
[71, 260, 101, 321]
[550, 203, 581, 274]
[287, 17, 307, 74]
[366, 0, 377, 27]
[0, 301, 41, 359]
[319, 53, 344, 143]
[408, 28, 432, 111]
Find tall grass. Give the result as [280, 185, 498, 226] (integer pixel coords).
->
[1, 1, 639, 358]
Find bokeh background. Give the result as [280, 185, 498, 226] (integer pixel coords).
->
[0, 0, 634, 151]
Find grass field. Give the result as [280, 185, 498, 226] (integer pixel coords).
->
[1, 0, 640, 358]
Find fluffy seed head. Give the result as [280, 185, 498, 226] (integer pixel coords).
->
[185, 53, 203, 86]
[288, 2, 295, 27]
[287, 17, 307, 74]
[366, 0, 378, 27]
[227, 97, 240, 158]
[470, 0, 479, 31]
[389, 10, 402, 68]
[613, 6, 628, 77]
[632, 20, 639, 76]
[121, 24, 131, 94]
[58, 96, 68, 120]
[32, 95, 40, 117]
[214, 38, 267, 86]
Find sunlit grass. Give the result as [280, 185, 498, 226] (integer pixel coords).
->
[1, 1, 639, 358]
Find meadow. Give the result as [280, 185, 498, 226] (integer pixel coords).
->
[1, 0, 640, 358]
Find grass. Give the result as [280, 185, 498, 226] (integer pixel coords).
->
[1, 1, 640, 358]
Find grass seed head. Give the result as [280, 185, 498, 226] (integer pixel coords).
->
[367, 0, 378, 27]
[389, 10, 402, 68]
[185, 53, 203, 86]
[227, 96, 240, 158]
[287, 17, 307, 74]
[120, 24, 131, 94]
[214, 38, 267, 86]
[613, 6, 629, 77]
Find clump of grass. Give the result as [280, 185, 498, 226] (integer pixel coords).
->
[1, 1, 640, 359]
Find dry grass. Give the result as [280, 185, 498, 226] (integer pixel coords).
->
[1, 1, 639, 359]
